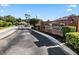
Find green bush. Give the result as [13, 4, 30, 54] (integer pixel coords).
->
[0, 20, 5, 27]
[61, 26, 76, 36]
[0, 20, 12, 27]
[66, 32, 79, 49]
[6, 22, 12, 26]
[3, 22, 7, 27]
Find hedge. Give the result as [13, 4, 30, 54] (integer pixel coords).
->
[65, 32, 79, 49]
[0, 20, 6, 27]
[6, 22, 12, 26]
[61, 26, 76, 36]
[0, 20, 12, 27]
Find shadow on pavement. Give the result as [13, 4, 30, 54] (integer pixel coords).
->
[31, 31, 57, 47]
[47, 47, 67, 55]
[0, 31, 25, 54]
[31, 31, 68, 55]
[17, 28, 30, 30]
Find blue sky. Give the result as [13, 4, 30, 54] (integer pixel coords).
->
[0, 4, 79, 21]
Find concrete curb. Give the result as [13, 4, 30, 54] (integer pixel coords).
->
[31, 29, 77, 55]
[0, 30, 16, 40]
[0, 27, 17, 40]
[0, 27, 17, 54]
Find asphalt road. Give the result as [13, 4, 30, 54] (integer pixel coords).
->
[2, 28, 48, 55]
[1, 26, 72, 55]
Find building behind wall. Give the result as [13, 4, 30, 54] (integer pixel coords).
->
[40, 15, 79, 31]
[39, 15, 79, 36]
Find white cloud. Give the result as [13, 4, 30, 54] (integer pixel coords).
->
[26, 10, 31, 13]
[0, 10, 4, 12]
[67, 8, 73, 11]
[0, 4, 9, 7]
[66, 5, 77, 12]
[69, 5, 77, 8]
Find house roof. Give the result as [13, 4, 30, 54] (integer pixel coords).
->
[44, 15, 79, 23]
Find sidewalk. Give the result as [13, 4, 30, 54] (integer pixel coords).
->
[0, 26, 17, 54]
[0, 26, 17, 40]
[0, 27, 12, 33]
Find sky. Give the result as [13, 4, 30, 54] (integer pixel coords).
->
[0, 4, 79, 21]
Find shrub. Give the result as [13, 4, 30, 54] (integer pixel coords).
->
[0, 20, 5, 27]
[0, 20, 12, 27]
[6, 22, 12, 26]
[61, 26, 76, 36]
[65, 32, 79, 49]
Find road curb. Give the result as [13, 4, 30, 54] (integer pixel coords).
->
[0, 27, 17, 54]
[0, 27, 17, 40]
[0, 30, 16, 40]
[31, 29, 77, 55]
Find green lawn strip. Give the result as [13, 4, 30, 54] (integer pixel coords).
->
[0, 26, 13, 31]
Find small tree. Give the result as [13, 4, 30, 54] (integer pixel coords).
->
[16, 18, 21, 22]
[25, 14, 31, 22]
[29, 18, 40, 27]
[4, 15, 17, 25]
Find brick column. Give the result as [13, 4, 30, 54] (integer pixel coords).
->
[76, 19, 79, 32]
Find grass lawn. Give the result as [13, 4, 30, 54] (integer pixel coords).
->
[0, 26, 13, 31]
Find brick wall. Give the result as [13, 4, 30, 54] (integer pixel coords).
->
[39, 16, 79, 36]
